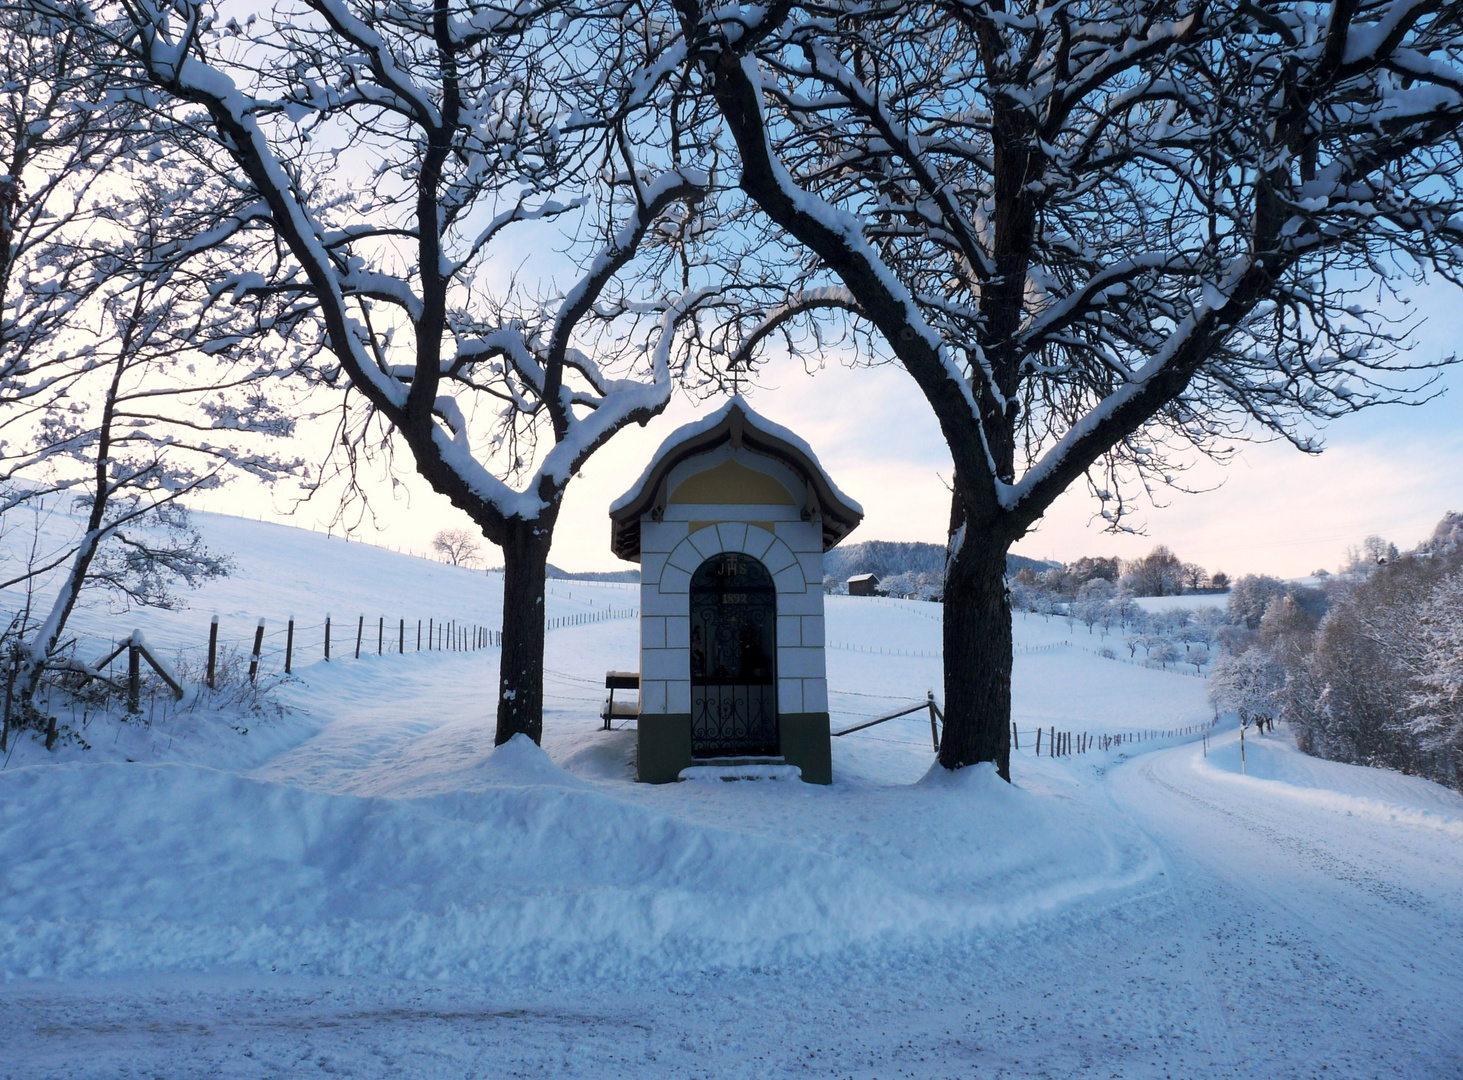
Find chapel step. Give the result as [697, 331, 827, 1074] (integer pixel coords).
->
[678, 758, 801, 782]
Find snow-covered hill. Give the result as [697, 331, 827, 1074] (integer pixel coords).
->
[2, 510, 1460, 1079]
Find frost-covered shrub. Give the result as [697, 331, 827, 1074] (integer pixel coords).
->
[1226, 575, 1289, 630]
[879, 570, 944, 601]
[1209, 649, 1284, 726]
[1072, 579, 1115, 633]
[1147, 640, 1182, 669]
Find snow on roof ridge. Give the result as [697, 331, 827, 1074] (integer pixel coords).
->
[609, 395, 863, 516]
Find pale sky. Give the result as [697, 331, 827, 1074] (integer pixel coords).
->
[188, 289, 1463, 581]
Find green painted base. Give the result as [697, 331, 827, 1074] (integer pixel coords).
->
[778, 712, 832, 784]
[636, 711, 832, 785]
[637, 713, 692, 784]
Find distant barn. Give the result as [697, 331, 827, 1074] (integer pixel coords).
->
[847, 573, 880, 597]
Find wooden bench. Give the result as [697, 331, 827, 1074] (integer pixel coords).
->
[602, 671, 640, 729]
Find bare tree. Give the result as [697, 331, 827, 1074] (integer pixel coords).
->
[0, 7, 134, 508]
[3, 172, 304, 738]
[432, 528, 480, 568]
[667, 0, 1463, 777]
[81, 0, 720, 744]
[1121, 546, 1187, 597]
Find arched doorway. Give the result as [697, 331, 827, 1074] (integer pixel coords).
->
[689, 552, 778, 757]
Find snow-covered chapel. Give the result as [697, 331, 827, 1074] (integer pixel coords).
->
[609, 400, 863, 784]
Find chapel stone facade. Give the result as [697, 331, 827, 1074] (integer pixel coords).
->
[609, 400, 863, 784]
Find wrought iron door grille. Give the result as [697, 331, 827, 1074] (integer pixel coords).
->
[691, 684, 779, 757]
[689, 552, 778, 758]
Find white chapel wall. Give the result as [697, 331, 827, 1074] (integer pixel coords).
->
[637, 447, 829, 719]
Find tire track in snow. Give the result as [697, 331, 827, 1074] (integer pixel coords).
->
[1123, 748, 1463, 1007]
[1140, 757, 1435, 914]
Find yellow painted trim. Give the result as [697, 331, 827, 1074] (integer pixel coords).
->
[668, 458, 796, 506]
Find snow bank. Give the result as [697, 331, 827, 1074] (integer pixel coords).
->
[0, 734, 1160, 984]
[1196, 728, 1463, 837]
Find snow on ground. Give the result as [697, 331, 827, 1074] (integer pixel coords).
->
[1131, 593, 1228, 613]
[2, 512, 1460, 1078]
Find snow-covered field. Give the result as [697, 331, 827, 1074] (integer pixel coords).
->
[2, 512, 1461, 1078]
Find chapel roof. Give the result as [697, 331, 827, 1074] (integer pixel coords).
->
[609, 399, 863, 562]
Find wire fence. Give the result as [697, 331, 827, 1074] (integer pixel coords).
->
[824, 688, 1219, 762]
[79, 606, 639, 691]
[1012, 718, 1220, 758]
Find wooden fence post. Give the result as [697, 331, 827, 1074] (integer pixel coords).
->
[1049, 725, 1055, 757]
[417, 619, 422, 651]
[127, 635, 141, 714]
[378, 616, 384, 656]
[325, 615, 331, 661]
[207, 616, 219, 690]
[428, 618, 433, 650]
[355, 615, 364, 659]
[285, 618, 294, 675]
[1035, 727, 1042, 755]
[249, 619, 266, 683]
[399, 618, 405, 654]
[926, 690, 939, 752]
[1012, 721, 1018, 750]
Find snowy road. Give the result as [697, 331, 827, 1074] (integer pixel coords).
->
[1104, 734, 1463, 1078]
[6, 729, 1460, 1079]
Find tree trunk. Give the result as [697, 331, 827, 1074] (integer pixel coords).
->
[16, 524, 108, 713]
[939, 526, 1013, 780]
[496, 517, 553, 745]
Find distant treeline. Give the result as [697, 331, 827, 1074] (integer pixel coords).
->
[546, 564, 640, 583]
[824, 541, 1055, 587]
